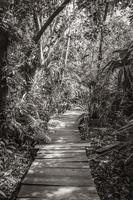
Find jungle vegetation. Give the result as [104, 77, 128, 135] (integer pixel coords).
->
[0, 0, 133, 199]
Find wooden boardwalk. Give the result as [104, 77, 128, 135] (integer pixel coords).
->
[17, 109, 100, 200]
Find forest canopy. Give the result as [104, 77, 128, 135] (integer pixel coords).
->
[0, 0, 132, 143]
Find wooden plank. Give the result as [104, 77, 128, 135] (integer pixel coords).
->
[35, 145, 88, 150]
[18, 185, 99, 199]
[29, 159, 89, 169]
[35, 143, 91, 149]
[17, 111, 100, 200]
[36, 152, 87, 159]
[17, 197, 100, 200]
[38, 149, 86, 153]
[37, 142, 91, 147]
[27, 167, 90, 177]
[53, 130, 79, 134]
[35, 156, 88, 161]
[52, 134, 80, 139]
[52, 134, 79, 138]
[37, 151, 86, 156]
[35, 145, 86, 150]
[22, 175, 91, 186]
[52, 136, 80, 140]
[52, 139, 81, 143]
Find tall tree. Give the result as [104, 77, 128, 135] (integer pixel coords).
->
[21, 0, 72, 92]
[33, 0, 72, 44]
[0, 0, 10, 129]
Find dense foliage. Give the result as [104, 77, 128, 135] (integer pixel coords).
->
[0, 0, 133, 199]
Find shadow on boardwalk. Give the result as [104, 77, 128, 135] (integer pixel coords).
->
[16, 109, 100, 200]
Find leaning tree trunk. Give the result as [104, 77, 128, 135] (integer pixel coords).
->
[23, 0, 72, 93]
[0, 26, 9, 128]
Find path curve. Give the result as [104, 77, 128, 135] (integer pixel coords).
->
[17, 109, 100, 200]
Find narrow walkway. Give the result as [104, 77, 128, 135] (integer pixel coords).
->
[17, 109, 100, 200]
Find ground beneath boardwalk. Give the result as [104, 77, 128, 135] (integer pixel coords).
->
[78, 115, 131, 199]
[16, 109, 100, 200]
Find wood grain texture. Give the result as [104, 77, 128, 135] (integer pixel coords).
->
[17, 109, 100, 200]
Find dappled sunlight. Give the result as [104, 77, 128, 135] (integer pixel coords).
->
[46, 146, 70, 150]
[18, 186, 98, 199]
[28, 167, 89, 177]
[23, 174, 90, 186]
[36, 151, 86, 160]
[19, 110, 97, 199]
[39, 149, 85, 154]
[46, 187, 80, 198]
[48, 120, 75, 129]
[54, 137, 68, 143]
[45, 186, 97, 199]
[26, 159, 89, 170]
[28, 168, 45, 175]
[48, 119, 66, 129]
[48, 111, 84, 131]
[39, 152, 68, 158]
[63, 110, 84, 116]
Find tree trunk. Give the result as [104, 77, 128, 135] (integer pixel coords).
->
[0, 26, 9, 128]
[33, 0, 72, 44]
[23, 0, 72, 93]
[97, 26, 103, 69]
[97, 2, 109, 69]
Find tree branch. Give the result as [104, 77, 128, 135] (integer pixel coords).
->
[33, 0, 72, 44]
